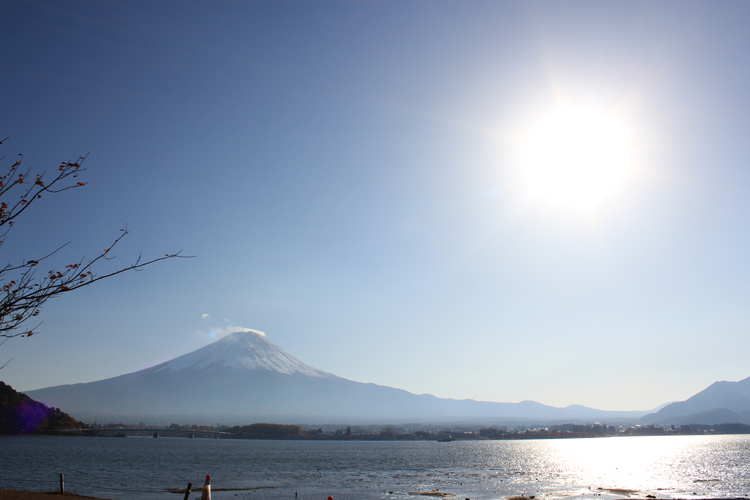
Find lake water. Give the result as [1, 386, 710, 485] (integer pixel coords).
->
[1, 435, 749, 500]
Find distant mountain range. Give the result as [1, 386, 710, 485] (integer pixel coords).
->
[641, 376, 750, 426]
[25, 331, 647, 425]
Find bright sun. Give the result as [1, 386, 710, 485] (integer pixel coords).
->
[518, 107, 632, 210]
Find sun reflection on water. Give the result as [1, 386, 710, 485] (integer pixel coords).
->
[507, 435, 750, 499]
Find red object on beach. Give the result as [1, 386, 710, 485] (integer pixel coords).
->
[328, 497, 333, 500]
[201, 475, 212, 500]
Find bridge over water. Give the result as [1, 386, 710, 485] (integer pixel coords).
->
[63, 427, 234, 438]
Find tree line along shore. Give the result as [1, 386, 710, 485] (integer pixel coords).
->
[159, 421, 750, 440]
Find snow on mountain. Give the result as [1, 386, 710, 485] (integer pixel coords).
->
[152, 330, 330, 377]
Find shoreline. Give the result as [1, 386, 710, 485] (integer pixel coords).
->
[2, 489, 748, 500]
[0, 489, 110, 500]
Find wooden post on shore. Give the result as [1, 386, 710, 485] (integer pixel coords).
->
[59, 473, 64, 494]
[182, 482, 193, 500]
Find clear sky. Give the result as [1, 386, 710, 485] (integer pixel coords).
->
[2, 0, 750, 412]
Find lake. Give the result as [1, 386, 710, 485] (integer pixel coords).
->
[1, 435, 749, 500]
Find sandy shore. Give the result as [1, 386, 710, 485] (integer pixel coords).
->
[0, 489, 110, 500]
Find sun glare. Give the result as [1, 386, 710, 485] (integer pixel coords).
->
[518, 107, 632, 210]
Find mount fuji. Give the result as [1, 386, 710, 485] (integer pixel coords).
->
[25, 330, 646, 425]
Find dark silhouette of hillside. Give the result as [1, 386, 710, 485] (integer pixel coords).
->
[0, 381, 88, 434]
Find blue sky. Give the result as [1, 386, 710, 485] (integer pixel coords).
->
[2, 0, 750, 412]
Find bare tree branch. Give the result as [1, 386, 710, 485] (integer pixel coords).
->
[0, 140, 191, 343]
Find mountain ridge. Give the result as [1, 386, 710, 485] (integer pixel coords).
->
[642, 376, 750, 425]
[25, 331, 647, 425]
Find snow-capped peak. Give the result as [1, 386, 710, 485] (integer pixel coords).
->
[153, 330, 330, 377]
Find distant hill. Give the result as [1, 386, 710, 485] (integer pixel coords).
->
[0, 381, 89, 434]
[25, 331, 646, 425]
[641, 376, 750, 425]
